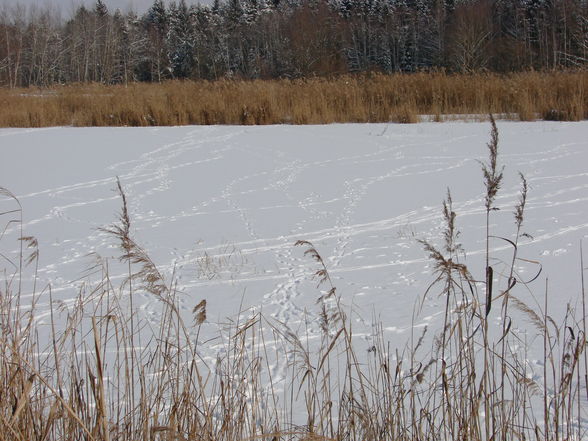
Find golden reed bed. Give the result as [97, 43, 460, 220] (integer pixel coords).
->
[0, 71, 586, 127]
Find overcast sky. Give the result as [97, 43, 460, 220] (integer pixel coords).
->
[2, 0, 209, 16]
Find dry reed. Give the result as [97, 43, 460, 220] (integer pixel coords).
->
[0, 71, 587, 127]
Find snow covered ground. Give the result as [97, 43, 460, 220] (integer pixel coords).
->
[1, 121, 588, 378]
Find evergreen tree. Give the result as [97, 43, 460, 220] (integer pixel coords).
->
[94, 0, 109, 17]
[142, 0, 170, 81]
[167, 0, 195, 78]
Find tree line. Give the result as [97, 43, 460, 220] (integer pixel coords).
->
[1, 0, 587, 87]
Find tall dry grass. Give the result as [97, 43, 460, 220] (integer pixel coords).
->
[0, 122, 587, 441]
[0, 71, 587, 127]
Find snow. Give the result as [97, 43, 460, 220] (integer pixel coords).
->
[1, 121, 588, 379]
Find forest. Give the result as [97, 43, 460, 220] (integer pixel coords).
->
[1, 0, 587, 88]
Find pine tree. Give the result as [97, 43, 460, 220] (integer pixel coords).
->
[142, 0, 170, 81]
[94, 0, 109, 18]
[167, 0, 195, 78]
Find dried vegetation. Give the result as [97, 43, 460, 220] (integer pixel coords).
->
[0, 71, 587, 127]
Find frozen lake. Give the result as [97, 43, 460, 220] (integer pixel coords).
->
[2, 121, 588, 377]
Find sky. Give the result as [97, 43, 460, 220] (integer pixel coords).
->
[1, 0, 209, 16]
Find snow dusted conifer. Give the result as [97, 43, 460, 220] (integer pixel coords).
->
[94, 0, 109, 17]
[141, 0, 171, 81]
[167, 0, 196, 78]
[146, 0, 168, 30]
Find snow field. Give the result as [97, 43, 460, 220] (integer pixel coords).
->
[2, 121, 588, 426]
